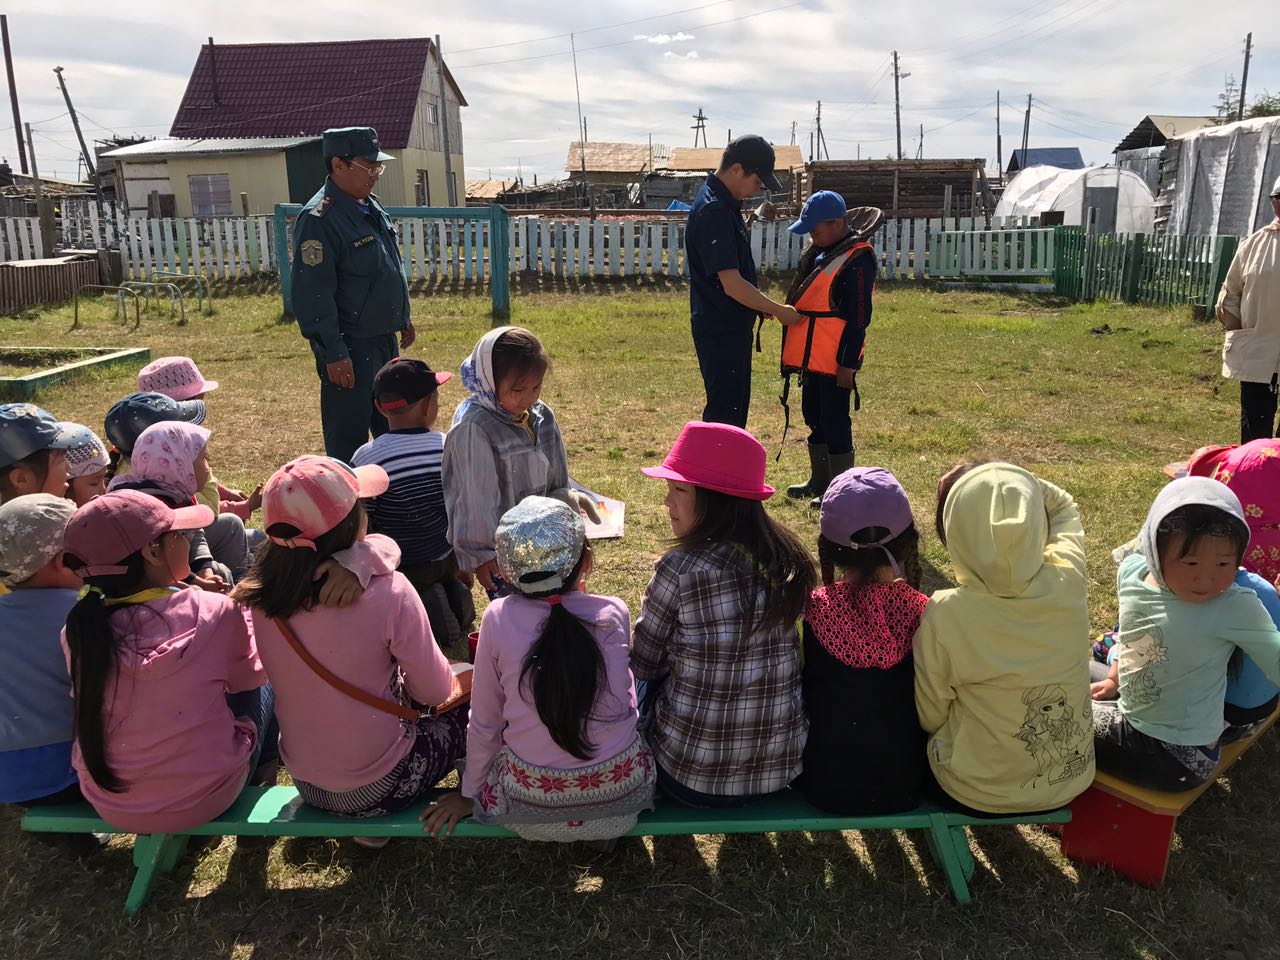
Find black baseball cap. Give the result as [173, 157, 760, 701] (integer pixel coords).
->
[373, 357, 452, 411]
[723, 135, 781, 191]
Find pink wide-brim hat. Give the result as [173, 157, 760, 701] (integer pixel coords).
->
[138, 356, 219, 402]
[641, 421, 775, 500]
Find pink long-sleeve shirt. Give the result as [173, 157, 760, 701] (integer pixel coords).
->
[248, 535, 454, 792]
[66, 589, 266, 834]
[462, 592, 639, 798]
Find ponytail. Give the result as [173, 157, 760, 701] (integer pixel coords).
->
[64, 551, 149, 793]
[517, 550, 603, 761]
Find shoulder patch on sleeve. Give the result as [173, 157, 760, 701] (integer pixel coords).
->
[301, 239, 324, 266]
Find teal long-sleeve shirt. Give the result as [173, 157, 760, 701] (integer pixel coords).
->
[290, 178, 410, 364]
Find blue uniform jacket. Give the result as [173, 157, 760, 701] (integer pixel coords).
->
[685, 174, 758, 331]
[290, 178, 410, 364]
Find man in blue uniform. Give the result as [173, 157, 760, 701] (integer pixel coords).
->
[685, 135, 800, 427]
[291, 127, 415, 462]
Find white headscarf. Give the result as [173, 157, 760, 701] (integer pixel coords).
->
[452, 325, 517, 426]
[1137, 476, 1248, 588]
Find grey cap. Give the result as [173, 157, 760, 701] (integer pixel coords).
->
[495, 495, 586, 594]
[0, 493, 75, 585]
[0, 403, 76, 469]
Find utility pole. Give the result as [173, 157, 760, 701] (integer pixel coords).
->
[1238, 32, 1253, 122]
[996, 91, 1003, 186]
[570, 32, 590, 209]
[52, 66, 105, 222]
[433, 36, 456, 206]
[815, 101, 830, 160]
[1020, 93, 1032, 170]
[691, 108, 708, 147]
[917, 123, 924, 160]
[892, 50, 909, 161]
[809, 130, 814, 163]
[790, 120, 797, 146]
[26, 122, 53, 256]
[1, 16, 27, 174]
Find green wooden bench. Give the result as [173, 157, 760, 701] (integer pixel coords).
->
[22, 786, 1070, 914]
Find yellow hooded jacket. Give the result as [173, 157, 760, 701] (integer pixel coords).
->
[914, 463, 1095, 813]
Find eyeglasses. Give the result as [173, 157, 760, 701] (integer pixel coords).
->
[349, 159, 385, 178]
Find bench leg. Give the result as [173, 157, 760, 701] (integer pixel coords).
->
[1059, 786, 1175, 887]
[126, 834, 187, 915]
[925, 817, 975, 905]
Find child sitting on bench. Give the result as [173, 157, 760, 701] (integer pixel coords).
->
[1090, 477, 1280, 791]
[915, 461, 1094, 816]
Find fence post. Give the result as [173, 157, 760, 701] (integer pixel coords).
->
[1121, 233, 1145, 303]
[1207, 235, 1239, 313]
[489, 204, 511, 323]
[274, 204, 297, 315]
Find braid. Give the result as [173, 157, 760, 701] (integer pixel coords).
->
[899, 536, 923, 590]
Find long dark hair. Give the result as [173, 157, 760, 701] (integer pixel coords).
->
[232, 503, 364, 618]
[818, 524, 922, 589]
[678, 487, 817, 631]
[63, 550, 151, 793]
[935, 460, 994, 546]
[516, 548, 603, 761]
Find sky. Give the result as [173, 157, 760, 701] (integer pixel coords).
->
[6, 0, 1277, 184]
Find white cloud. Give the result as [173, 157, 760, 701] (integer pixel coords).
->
[663, 50, 700, 60]
[635, 32, 695, 45]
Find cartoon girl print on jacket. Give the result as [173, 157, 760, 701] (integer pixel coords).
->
[1118, 623, 1167, 707]
[1015, 684, 1093, 789]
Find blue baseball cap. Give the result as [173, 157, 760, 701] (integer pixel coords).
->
[322, 127, 394, 162]
[0, 403, 76, 469]
[789, 190, 848, 235]
[104, 392, 206, 455]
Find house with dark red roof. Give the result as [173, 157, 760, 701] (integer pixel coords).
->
[103, 37, 466, 216]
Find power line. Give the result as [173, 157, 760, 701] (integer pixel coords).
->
[449, 0, 732, 54]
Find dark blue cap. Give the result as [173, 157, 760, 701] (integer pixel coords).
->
[0, 403, 76, 469]
[104, 392, 206, 455]
[322, 127, 394, 162]
[789, 190, 848, 234]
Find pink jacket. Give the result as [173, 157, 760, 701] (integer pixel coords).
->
[462, 592, 638, 798]
[67, 589, 265, 834]
[1189, 439, 1280, 582]
[248, 535, 454, 792]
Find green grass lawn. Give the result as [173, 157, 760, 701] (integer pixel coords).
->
[2, 280, 1275, 959]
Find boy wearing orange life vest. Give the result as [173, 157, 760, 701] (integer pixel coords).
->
[782, 191, 877, 506]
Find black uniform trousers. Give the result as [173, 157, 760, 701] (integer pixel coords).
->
[800, 370, 854, 456]
[693, 319, 753, 428]
[318, 333, 397, 463]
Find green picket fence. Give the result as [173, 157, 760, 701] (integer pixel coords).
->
[1052, 227, 1239, 308]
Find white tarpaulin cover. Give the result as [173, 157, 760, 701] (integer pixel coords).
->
[1169, 116, 1280, 237]
[995, 164, 1155, 234]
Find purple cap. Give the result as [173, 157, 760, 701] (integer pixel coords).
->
[820, 467, 914, 546]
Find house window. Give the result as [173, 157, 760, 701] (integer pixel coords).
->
[189, 173, 233, 217]
[426, 102, 439, 125]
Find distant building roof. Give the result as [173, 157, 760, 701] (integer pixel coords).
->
[1006, 147, 1084, 174]
[169, 38, 465, 149]
[566, 141, 670, 175]
[465, 178, 517, 201]
[103, 136, 320, 160]
[1114, 115, 1216, 153]
[665, 144, 804, 173]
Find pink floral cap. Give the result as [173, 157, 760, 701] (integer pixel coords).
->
[137, 356, 219, 401]
[262, 455, 388, 550]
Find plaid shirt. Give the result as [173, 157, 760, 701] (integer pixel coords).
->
[632, 541, 806, 796]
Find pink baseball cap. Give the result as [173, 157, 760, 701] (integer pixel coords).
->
[641, 421, 775, 500]
[262, 455, 388, 550]
[138, 356, 219, 401]
[64, 489, 214, 577]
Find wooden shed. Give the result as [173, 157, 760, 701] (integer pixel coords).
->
[793, 159, 992, 219]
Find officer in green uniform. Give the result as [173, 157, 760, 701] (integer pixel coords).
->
[291, 126, 415, 462]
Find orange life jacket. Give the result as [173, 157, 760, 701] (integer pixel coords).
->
[781, 240, 875, 376]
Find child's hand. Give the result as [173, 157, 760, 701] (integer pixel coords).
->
[313, 560, 364, 607]
[419, 791, 473, 837]
[193, 569, 230, 593]
[1090, 678, 1119, 701]
[245, 484, 264, 515]
[566, 490, 602, 524]
[474, 560, 500, 592]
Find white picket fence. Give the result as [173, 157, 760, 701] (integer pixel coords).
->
[18, 210, 1040, 282]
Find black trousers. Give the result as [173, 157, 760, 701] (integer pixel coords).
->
[800, 371, 854, 455]
[692, 320, 753, 428]
[318, 334, 397, 463]
[1240, 378, 1278, 444]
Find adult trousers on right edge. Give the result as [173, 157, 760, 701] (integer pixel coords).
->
[692, 320, 753, 428]
[1240, 378, 1278, 444]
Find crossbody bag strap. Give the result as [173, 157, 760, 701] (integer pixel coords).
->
[272, 616, 419, 723]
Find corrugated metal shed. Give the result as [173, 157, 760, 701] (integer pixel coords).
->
[103, 136, 320, 159]
[1114, 115, 1216, 153]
